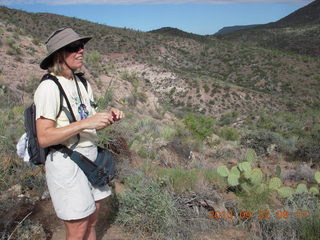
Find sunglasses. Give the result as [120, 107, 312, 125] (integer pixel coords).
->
[64, 42, 85, 53]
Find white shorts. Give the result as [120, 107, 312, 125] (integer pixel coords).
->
[45, 145, 111, 220]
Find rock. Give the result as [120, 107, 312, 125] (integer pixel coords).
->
[227, 159, 238, 166]
[8, 184, 23, 196]
[41, 190, 50, 200]
[0, 184, 23, 200]
[267, 144, 277, 156]
[206, 134, 220, 147]
[114, 179, 125, 194]
[199, 199, 228, 213]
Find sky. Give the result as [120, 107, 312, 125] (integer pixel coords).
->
[0, 0, 315, 35]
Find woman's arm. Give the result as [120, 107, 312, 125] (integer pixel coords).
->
[36, 112, 115, 148]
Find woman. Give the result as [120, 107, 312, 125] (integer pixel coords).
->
[35, 27, 123, 240]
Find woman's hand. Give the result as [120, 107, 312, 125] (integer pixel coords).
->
[110, 108, 124, 121]
[81, 108, 124, 130]
[81, 112, 114, 130]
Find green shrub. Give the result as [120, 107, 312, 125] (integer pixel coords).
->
[244, 110, 320, 160]
[203, 84, 210, 93]
[5, 38, 21, 56]
[96, 88, 113, 110]
[6, 38, 15, 48]
[183, 113, 216, 140]
[0, 154, 47, 195]
[85, 50, 102, 66]
[120, 70, 138, 82]
[282, 194, 320, 240]
[85, 50, 103, 75]
[159, 125, 176, 141]
[218, 111, 239, 126]
[31, 38, 41, 46]
[136, 91, 148, 103]
[106, 116, 178, 160]
[298, 211, 320, 240]
[155, 167, 200, 194]
[218, 126, 239, 141]
[240, 129, 296, 156]
[0, 108, 24, 155]
[13, 219, 46, 240]
[295, 141, 320, 164]
[116, 174, 179, 237]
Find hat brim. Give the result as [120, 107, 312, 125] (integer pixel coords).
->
[40, 36, 91, 70]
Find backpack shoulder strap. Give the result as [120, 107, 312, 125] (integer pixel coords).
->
[40, 74, 77, 123]
[40, 74, 80, 150]
[74, 73, 98, 108]
[75, 72, 88, 92]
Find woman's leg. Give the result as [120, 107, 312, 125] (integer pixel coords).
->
[64, 217, 90, 240]
[63, 200, 101, 240]
[83, 200, 102, 240]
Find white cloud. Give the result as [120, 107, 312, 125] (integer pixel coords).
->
[0, 0, 314, 5]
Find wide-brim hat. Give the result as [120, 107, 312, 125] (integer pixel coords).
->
[40, 27, 92, 70]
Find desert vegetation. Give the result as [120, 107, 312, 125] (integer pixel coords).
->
[0, 2, 320, 239]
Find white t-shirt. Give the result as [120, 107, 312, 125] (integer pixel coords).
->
[34, 73, 98, 148]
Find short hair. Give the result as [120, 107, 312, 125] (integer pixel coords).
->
[47, 51, 64, 76]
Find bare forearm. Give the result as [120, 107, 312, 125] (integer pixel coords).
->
[37, 120, 86, 148]
[37, 110, 124, 148]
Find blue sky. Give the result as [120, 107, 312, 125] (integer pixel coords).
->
[0, 0, 314, 35]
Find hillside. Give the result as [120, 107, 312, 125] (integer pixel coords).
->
[1, 6, 320, 118]
[214, 24, 261, 35]
[216, 0, 320, 57]
[149, 27, 210, 42]
[270, 0, 320, 27]
[0, 4, 320, 240]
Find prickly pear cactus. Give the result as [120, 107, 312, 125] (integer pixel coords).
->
[217, 165, 229, 177]
[240, 182, 251, 193]
[276, 165, 281, 177]
[230, 166, 240, 177]
[227, 166, 240, 186]
[228, 174, 239, 186]
[249, 168, 263, 185]
[269, 177, 282, 190]
[309, 186, 319, 195]
[238, 162, 251, 173]
[256, 183, 266, 194]
[277, 186, 294, 198]
[246, 149, 257, 163]
[315, 171, 320, 184]
[295, 184, 308, 194]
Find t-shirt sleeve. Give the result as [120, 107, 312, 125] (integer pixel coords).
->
[34, 80, 60, 121]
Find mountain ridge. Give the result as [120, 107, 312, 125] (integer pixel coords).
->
[214, 24, 261, 35]
[269, 0, 320, 27]
[149, 27, 209, 42]
[216, 0, 320, 57]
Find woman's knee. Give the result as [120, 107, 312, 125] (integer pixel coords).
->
[87, 210, 99, 228]
[87, 200, 102, 228]
[64, 217, 90, 240]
